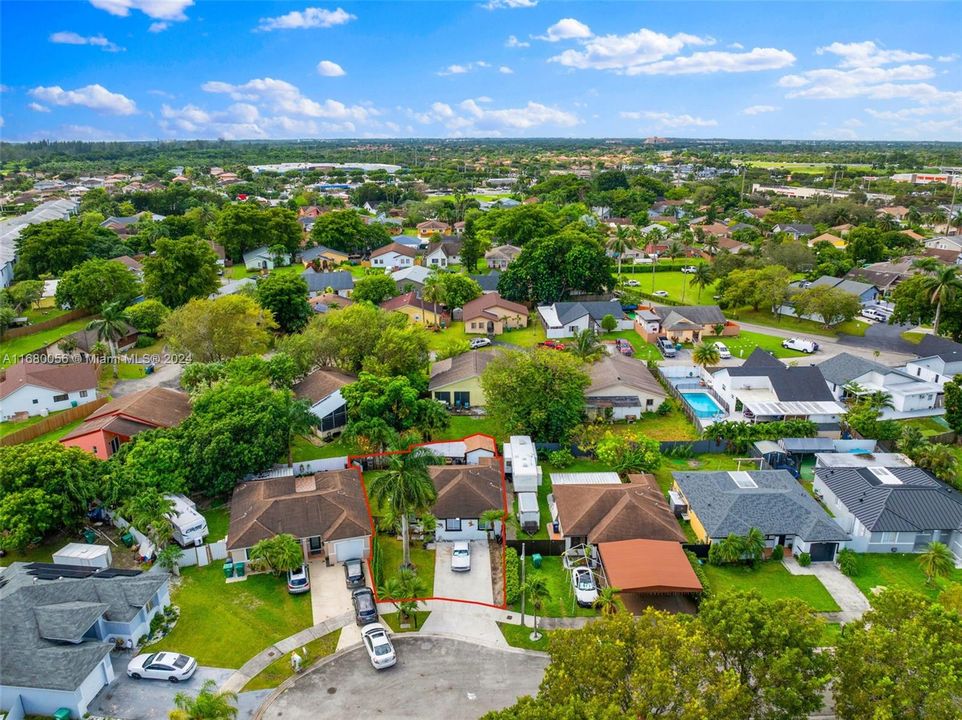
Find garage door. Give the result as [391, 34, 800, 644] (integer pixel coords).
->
[808, 543, 837, 562]
[332, 538, 366, 562]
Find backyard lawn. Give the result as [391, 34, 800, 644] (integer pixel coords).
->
[377, 535, 437, 598]
[25, 417, 85, 444]
[0, 409, 67, 438]
[509, 555, 598, 618]
[619, 269, 717, 305]
[901, 330, 926, 345]
[619, 409, 699, 441]
[899, 415, 951, 437]
[847, 553, 962, 601]
[703, 561, 840, 612]
[149, 564, 313, 668]
[241, 630, 341, 692]
[498, 622, 550, 651]
[599, 329, 660, 362]
[290, 433, 360, 462]
[0, 318, 91, 368]
[201, 506, 230, 542]
[434, 414, 506, 442]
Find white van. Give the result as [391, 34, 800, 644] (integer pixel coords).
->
[166, 494, 209, 547]
[781, 337, 820, 353]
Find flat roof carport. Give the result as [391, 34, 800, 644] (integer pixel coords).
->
[598, 539, 702, 595]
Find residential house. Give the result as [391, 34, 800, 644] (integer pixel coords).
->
[0, 563, 170, 719]
[484, 244, 522, 270]
[921, 247, 962, 265]
[812, 465, 962, 559]
[416, 220, 450, 239]
[429, 349, 499, 408]
[364, 213, 404, 235]
[417, 434, 497, 465]
[924, 236, 962, 253]
[293, 369, 355, 438]
[99, 213, 165, 236]
[809, 232, 847, 249]
[111, 255, 144, 278]
[707, 348, 844, 424]
[479, 198, 520, 211]
[740, 207, 771, 221]
[0, 361, 100, 421]
[877, 205, 910, 222]
[300, 245, 349, 270]
[832, 223, 855, 235]
[714, 236, 750, 255]
[692, 222, 731, 239]
[44, 324, 139, 360]
[672, 469, 849, 561]
[901, 229, 926, 242]
[903, 335, 962, 393]
[38, 279, 59, 308]
[243, 246, 290, 271]
[537, 301, 631, 339]
[470, 271, 501, 294]
[370, 242, 416, 270]
[227, 470, 371, 565]
[818, 352, 942, 419]
[462, 293, 528, 335]
[453, 221, 466, 235]
[430, 459, 505, 542]
[424, 237, 463, 268]
[773, 223, 817, 240]
[0, 198, 79, 288]
[308, 293, 354, 314]
[302, 269, 354, 298]
[844, 262, 915, 296]
[391, 265, 432, 293]
[633, 304, 738, 344]
[60, 387, 191, 459]
[380, 291, 449, 326]
[780, 275, 878, 322]
[585, 354, 666, 420]
[598, 538, 703, 602]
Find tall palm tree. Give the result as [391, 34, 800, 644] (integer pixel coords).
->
[918, 541, 955, 585]
[570, 329, 604, 362]
[666, 238, 684, 268]
[920, 265, 962, 335]
[380, 567, 428, 626]
[692, 341, 721, 370]
[286, 397, 319, 467]
[911, 257, 940, 274]
[702, 234, 720, 259]
[743, 527, 766, 565]
[606, 226, 632, 279]
[523, 574, 550, 640]
[366, 448, 441, 569]
[122, 489, 175, 549]
[422, 272, 445, 326]
[865, 390, 895, 412]
[593, 586, 622, 615]
[906, 206, 923, 226]
[479, 508, 506, 543]
[692, 265, 713, 302]
[952, 210, 962, 236]
[87, 302, 131, 378]
[927, 208, 949, 233]
[914, 443, 960, 484]
[169, 679, 238, 720]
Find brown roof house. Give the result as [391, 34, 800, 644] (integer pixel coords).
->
[0, 361, 101, 421]
[227, 470, 371, 565]
[585, 354, 667, 420]
[484, 244, 522, 270]
[44, 323, 139, 361]
[462, 293, 528, 336]
[293, 369, 355, 438]
[598, 538, 702, 598]
[429, 349, 500, 409]
[430, 459, 506, 542]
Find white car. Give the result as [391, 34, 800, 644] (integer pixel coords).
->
[571, 567, 599, 608]
[653, 290, 669, 297]
[470, 337, 492, 349]
[361, 623, 397, 670]
[714, 342, 732, 359]
[127, 652, 197, 682]
[680, 266, 698, 274]
[781, 337, 820, 353]
[451, 541, 471, 572]
[624, 279, 640, 287]
[287, 564, 310, 594]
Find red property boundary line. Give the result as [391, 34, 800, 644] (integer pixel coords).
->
[347, 433, 509, 611]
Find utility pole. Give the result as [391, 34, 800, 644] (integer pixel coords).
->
[520, 542, 526, 629]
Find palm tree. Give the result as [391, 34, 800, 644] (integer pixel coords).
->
[666, 238, 684, 268]
[906, 206, 923, 226]
[606, 226, 632, 279]
[952, 210, 962, 236]
[918, 541, 955, 585]
[920, 265, 962, 335]
[479, 508, 506, 543]
[914, 443, 960, 484]
[422, 272, 445, 327]
[122, 489, 175, 549]
[841, 381, 866, 405]
[692, 341, 721, 370]
[865, 390, 895, 412]
[523, 574, 550, 640]
[249, 533, 304, 575]
[716, 534, 745, 565]
[927, 208, 949, 234]
[87, 302, 131, 378]
[692, 265, 713, 302]
[702, 234, 720, 259]
[285, 397, 318, 467]
[743, 527, 766, 565]
[380, 567, 428, 626]
[169, 679, 238, 720]
[366, 447, 441, 569]
[570, 329, 604, 362]
[593, 586, 622, 615]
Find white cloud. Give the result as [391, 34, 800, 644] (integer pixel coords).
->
[483, 0, 537, 8]
[148, 89, 175, 98]
[256, 7, 355, 32]
[743, 104, 779, 115]
[549, 28, 714, 70]
[201, 77, 373, 122]
[49, 31, 123, 52]
[160, 101, 362, 139]
[843, 117, 864, 128]
[27, 102, 50, 113]
[816, 41, 930, 68]
[537, 18, 592, 42]
[622, 111, 717, 129]
[938, 54, 959, 63]
[26, 123, 131, 141]
[412, 99, 578, 136]
[779, 65, 939, 99]
[499, 66, 514, 74]
[148, 21, 169, 32]
[316, 60, 346, 77]
[728, 42, 744, 50]
[89, 0, 193, 21]
[506, 35, 530, 48]
[29, 84, 137, 115]
[621, 47, 795, 76]
[437, 61, 492, 76]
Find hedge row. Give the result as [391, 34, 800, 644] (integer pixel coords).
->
[505, 546, 521, 604]
[686, 550, 711, 600]
[371, 534, 384, 589]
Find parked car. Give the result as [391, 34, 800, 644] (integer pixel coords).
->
[361, 623, 397, 669]
[624, 279, 640, 287]
[344, 558, 365, 589]
[571, 567, 599, 608]
[615, 338, 634, 356]
[860, 307, 889, 322]
[657, 337, 677, 358]
[714, 342, 731, 359]
[680, 265, 698, 274]
[781, 337, 819, 353]
[538, 339, 566, 351]
[653, 290, 669, 297]
[352, 587, 379, 626]
[127, 652, 197, 683]
[451, 541, 471, 572]
[287, 565, 310, 594]
[470, 337, 492, 349]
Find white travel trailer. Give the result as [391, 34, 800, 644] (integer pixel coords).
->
[166, 494, 209, 547]
[516, 492, 540, 534]
[503, 435, 542, 492]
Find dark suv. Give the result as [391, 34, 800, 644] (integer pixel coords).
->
[352, 587, 378, 626]
[344, 558, 365, 589]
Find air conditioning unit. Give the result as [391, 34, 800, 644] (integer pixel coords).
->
[890, 547, 898, 552]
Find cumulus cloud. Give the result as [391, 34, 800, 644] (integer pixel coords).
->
[437, 61, 492, 76]
[148, 22, 169, 32]
[621, 48, 795, 76]
[499, 66, 514, 74]
[621, 111, 717, 128]
[537, 18, 592, 42]
[49, 31, 123, 51]
[483, 0, 537, 8]
[743, 104, 779, 115]
[201, 77, 373, 122]
[89, 0, 192, 21]
[411, 98, 578, 136]
[160, 101, 363, 139]
[506, 35, 530, 48]
[256, 7, 355, 32]
[938, 54, 959, 63]
[316, 60, 346, 77]
[28, 102, 51, 112]
[816, 41, 930, 68]
[29, 84, 137, 115]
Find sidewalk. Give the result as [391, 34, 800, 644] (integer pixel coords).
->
[783, 557, 870, 623]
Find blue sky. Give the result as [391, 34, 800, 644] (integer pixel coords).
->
[1, 1, 960, 142]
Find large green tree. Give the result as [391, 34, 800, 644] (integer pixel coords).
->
[125, 299, 170, 336]
[309, 210, 391, 255]
[341, 373, 448, 449]
[143, 235, 220, 308]
[161, 295, 276, 362]
[214, 204, 301, 262]
[790, 285, 862, 328]
[14, 219, 92, 278]
[255, 273, 311, 334]
[351, 273, 399, 305]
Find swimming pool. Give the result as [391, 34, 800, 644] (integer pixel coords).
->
[681, 392, 724, 419]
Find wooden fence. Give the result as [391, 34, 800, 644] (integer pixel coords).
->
[1, 309, 89, 341]
[0, 396, 108, 446]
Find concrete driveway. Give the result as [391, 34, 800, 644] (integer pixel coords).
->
[433, 540, 494, 604]
[308, 559, 355, 626]
[257, 636, 547, 720]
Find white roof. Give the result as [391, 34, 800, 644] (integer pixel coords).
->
[744, 400, 845, 416]
[517, 493, 539, 512]
[536, 305, 560, 328]
[53, 542, 110, 560]
[391, 266, 431, 284]
[550, 472, 622, 485]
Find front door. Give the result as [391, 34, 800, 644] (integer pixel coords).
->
[308, 537, 323, 555]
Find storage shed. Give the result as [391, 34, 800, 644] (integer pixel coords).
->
[52, 542, 112, 569]
[517, 492, 540, 533]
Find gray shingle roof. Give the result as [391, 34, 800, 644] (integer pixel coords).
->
[725, 349, 835, 402]
[653, 304, 726, 327]
[816, 352, 895, 386]
[470, 272, 501, 292]
[815, 466, 962, 532]
[34, 601, 110, 642]
[673, 470, 848, 542]
[553, 301, 625, 325]
[302, 270, 354, 293]
[810, 275, 877, 297]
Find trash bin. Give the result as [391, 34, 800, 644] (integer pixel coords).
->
[121, 531, 134, 547]
[83, 529, 96, 544]
[234, 561, 246, 577]
[532, 553, 542, 569]
[53, 709, 71, 720]
[223, 561, 234, 579]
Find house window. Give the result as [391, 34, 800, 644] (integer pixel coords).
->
[53, 393, 68, 402]
[445, 518, 462, 532]
[320, 404, 347, 432]
[871, 531, 899, 544]
[646, 398, 654, 409]
[453, 391, 470, 407]
[80, 390, 89, 398]
[568, 325, 578, 333]
[109, 436, 121, 455]
[434, 391, 451, 404]
[478, 518, 493, 531]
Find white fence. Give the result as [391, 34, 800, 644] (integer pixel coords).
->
[175, 539, 228, 568]
[249, 456, 350, 480]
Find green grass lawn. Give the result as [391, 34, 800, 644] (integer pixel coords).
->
[509, 556, 599, 618]
[619, 269, 717, 305]
[434, 414, 506, 442]
[847, 553, 962, 601]
[377, 535, 436, 597]
[899, 416, 951, 437]
[240, 630, 341, 692]
[0, 409, 67, 438]
[0, 318, 91, 368]
[713, 330, 810, 359]
[616, 409, 699, 441]
[703, 561, 840, 612]
[599, 329, 661, 362]
[290, 433, 360, 462]
[728, 307, 869, 338]
[651, 453, 747, 493]
[25, 417, 85, 444]
[99, 362, 144, 391]
[742, 160, 872, 174]
[202, 506, 230, 542]
[498, 621, 550, 651]
[427, 320, 546, 352]
[149, 564, 313, 668]
[380, 610, 431, 632]
[23, 307, 71, 323]
[901, 330, 926, 345]
[0, 532, 65, 566]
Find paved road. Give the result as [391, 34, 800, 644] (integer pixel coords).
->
[836, 320, 919, 355]
[110, 361, 183, 397]
[734, 320, 916, 366]
[257, 636, 547, 720]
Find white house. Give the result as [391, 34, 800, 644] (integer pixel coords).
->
[370, 242, 416, 269]
[0, 361, 101, 421]
[585, 354, 667, 420]
[243, 245, 290, 271]
[537, 301, 632, 339]
[424, 238, 463, 268]
[818, 352, 943, 420]
[925, 236, 962, 253]
[430, 460, 505, 542]
[903, 336, 962, 396]
[293, 368, 355, 439]
[503, 435, 542, 492]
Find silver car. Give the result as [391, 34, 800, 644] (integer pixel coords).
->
[127, 652, 197, 682]
[362, 623, 397, 669]
[451, 541, 471, 572]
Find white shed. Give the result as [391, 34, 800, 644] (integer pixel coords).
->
[517, 493, 540, 534]
[52, 542, 112, 569]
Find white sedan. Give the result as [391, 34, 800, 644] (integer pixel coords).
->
[714, 342, 732, 359]
[362, 623, 397, 669]
[127, 652, 197, 682]
[653, 290, 669, 297]
[451, 541, 471, 572]
[571, 567, 599, 608]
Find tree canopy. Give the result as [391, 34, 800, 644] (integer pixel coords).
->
[161, 294, 277, 362]
[143, 235, 220, 308]
[214, 204, 301, 262]
[255, 273, 311, 334]
[56, 258, 141, 313]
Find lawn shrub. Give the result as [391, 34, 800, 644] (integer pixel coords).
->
[836, 548, 858, 576]
[135, 334, 157, 348]
[371, 534, 384, 588]
[548, 448, 575, 468]
[686, 550, 711, 600]
[798, 552, 812, 567]
[505, 546, 521, 604]
[770, 544, 784, 561]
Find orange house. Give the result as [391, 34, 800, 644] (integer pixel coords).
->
[60, 387, 191, 459]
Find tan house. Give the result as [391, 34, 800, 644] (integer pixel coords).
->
[585, 354, 667, 420]
[484, 244, 522, 270]
[878, 206, 910, 221]
[429, 349, 500, 408]
[462, 293, 528, 335]
[634, 304, 739, 344]
[381, 291, 449, 326]
[416, 219, 450, 239]
[808, 232, 846, 249]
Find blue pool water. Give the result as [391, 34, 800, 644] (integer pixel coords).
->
[681, 392, 724, 418]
